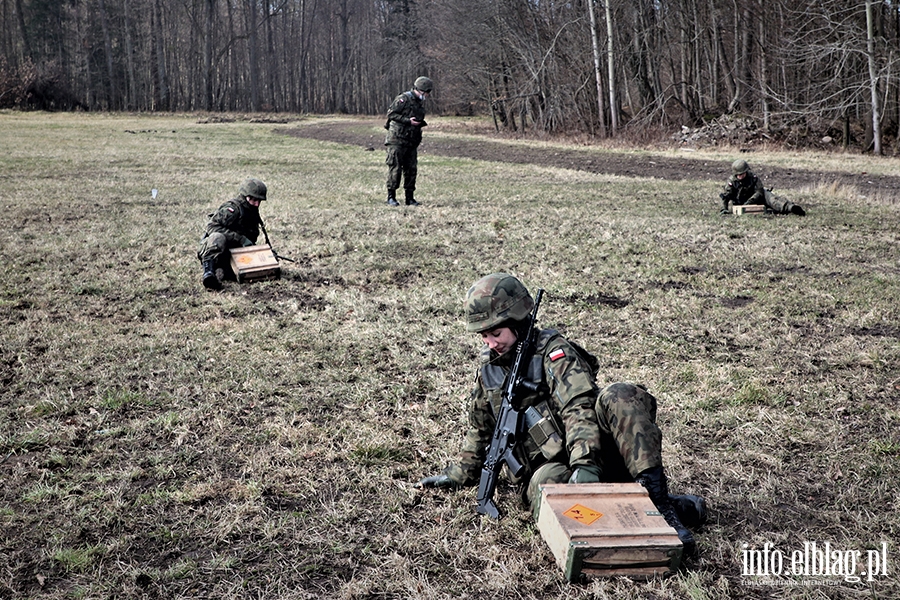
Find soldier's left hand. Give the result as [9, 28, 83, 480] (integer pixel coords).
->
[415, 474, 454, 489]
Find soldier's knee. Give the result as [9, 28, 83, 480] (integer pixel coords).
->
[598, 382, 658, 422]
[600, 382, 641, 403]
[198, 232, 227, 262]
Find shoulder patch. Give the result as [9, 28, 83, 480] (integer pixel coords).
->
[549, 348, 566, 362]
[227, 207, 235, 212]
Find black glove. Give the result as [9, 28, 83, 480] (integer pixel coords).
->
[415, 473, 454, 489]
[568, 464, 602, 483]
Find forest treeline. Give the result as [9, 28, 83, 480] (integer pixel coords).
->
[2, 0, 900, 150]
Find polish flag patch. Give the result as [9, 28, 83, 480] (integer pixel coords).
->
[549, 348, 566, 362]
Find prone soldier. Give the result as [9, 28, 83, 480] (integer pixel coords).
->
[720, 159, 806, 216]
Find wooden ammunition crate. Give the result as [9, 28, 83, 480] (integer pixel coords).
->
[536, 483, 682, 581]
[229, 245, 281, 283]
[732, 204, 767, 215]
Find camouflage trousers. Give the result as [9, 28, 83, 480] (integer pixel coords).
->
[385, 144, 418, 192]
[525, 382, 663, 513]
[197, 232, 233, 264]
[746, 190, 792, 213]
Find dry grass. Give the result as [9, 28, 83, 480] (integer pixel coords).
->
[1, 111, 898, 600]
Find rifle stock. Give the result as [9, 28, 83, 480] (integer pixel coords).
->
[475, 288, 544, 519]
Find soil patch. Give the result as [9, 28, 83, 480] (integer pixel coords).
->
[283, 120, 900, 194]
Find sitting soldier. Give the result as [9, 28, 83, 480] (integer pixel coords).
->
[416, 273, 707, 556]
[720, 159, 806, 216]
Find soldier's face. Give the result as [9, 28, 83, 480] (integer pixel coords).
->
[736, 172, 747, 180]
[247, 197, 261, 207]
[481, 327, 517, 356]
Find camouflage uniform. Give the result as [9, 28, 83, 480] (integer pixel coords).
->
[197, 178, 267, 290]
[721, 160, 805, 215]
[197, 196, 260, 266]
[420, 273, 704, 555]
[384, 77, 431, 205]
[445, 329, 663, 510]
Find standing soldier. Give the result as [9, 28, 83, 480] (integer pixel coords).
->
[720, 159, 806, 215]
[197, 178, 267, 290]
[384, 76, 433, 207]
[416, 273, 706, 556]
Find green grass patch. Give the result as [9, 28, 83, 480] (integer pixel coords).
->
[0, 112, 898, 600]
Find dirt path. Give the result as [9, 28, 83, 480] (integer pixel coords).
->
[283, 120, 900, 194]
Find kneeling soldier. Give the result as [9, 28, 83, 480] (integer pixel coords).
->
[197, 178, 267, 290]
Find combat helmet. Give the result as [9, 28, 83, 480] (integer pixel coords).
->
[239, 178, 267, 201]
[464, 273, 534, 333]
[414, 76, 434, 93]
[731, 159, 750, 175]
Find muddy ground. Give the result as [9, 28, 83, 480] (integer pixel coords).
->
[284, 119, 900, 195]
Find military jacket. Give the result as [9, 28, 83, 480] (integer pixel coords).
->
[204, 197, 260, 246]
[384, 90, 427, 147]
[722, 171, 766, 205]
[446, 328, 603, 486]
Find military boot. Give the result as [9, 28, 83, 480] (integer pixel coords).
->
[405, 189, 421, 206]
[786, 202, 806, 216]
[670, 493, 708, 528]
[202, 259, 221, 290]
[387, 190, 399, 206]
[636, 466, 697, 557]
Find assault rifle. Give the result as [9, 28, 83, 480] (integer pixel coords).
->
[259, 218, 295, 263]
[475, 288, 544, 519]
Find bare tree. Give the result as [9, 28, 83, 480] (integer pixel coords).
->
[865, 0, 882, 154]
[605, 0, 619, 133]
[587, 0, 607, 137]
[0, 0, 896, 150]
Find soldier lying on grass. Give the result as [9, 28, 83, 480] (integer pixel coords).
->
[720, 159, 806, 216]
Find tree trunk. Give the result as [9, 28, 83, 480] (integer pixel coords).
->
[97, 0, 117, 109]
[757, 0, 769, 130]
[605, 0, 618, 133]
[587, 0, 607, 137]
[247, 0, 260, 112]
[866, 0, 882, 154]
[153, 0, 169, 110]
[202, 0, 215, 111]
[13, 0, 30, 61]
[123, 0, 137, 110]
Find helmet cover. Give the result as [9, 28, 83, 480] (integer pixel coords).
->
[414, 76, 434, 93]
[731, 159, 750, 175]
[464, 273, 534, 333]
[239, 178, 267, 201]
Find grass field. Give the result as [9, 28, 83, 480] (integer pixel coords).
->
[1, 111, 899, 600]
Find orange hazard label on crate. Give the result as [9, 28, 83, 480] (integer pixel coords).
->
[563, 504, 603, 525]
[236, 256, 254, 264]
